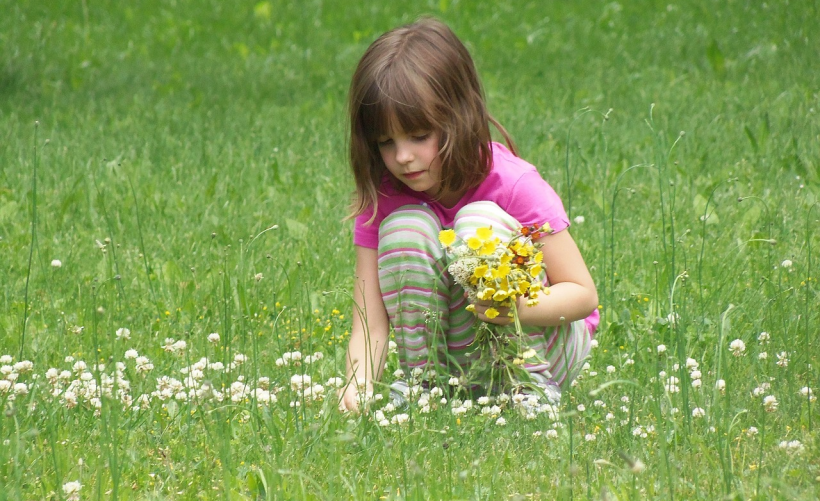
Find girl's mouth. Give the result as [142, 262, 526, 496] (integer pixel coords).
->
[404, 171, 424, 180]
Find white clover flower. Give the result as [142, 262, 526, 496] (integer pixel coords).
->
[208, 333, 220, 344]
[378, 419, 390, 427]
[606, 365, 616, 374]
[135, 357, 154, 374]
[605, 412, 615, 421]
[124, 349, 139, 360]
[657, 344, 667, 354]
[691, 379, 702, 389]
[448, 376, 460, 386]
[715, 379, 726, 392]
[763, 395, 778, 412]
[757, 332, 770, 343]
[746, 427, 758, 437]
[577, 404, 586, 412]
[63, 480, 82, 501]
[410, 367, 424, 379]
[116, 328, 131, 340]
[326, 377, 344, 388]
[13, 361, 33, 373]
[690, 370, 702, 380]
[799, 387, 817, 402]
[495, 417, 507, 426]
[778, 440, 804, 454]
[388, 340, 398, 355]
[758, 352, 768, 360]
[729, 339, 746, 356]
[776, 352, 789, 367]
[573, 215, 585, 224]
[584, 433, 596, 441]
[451, 406, 467, 415]
[51, 259, 63, 268]
[630, 459, 646, 474]
[477, 396, 491, 406]
[391, 413, 410, 425]
[254, 273, 263, 282]
[590, 339, 599, 348]
[546, 429, 559, 439]
[692, 407, 706, 418]
[780, 259, 793, 268]
[290, 374, 311, 391]
[625, 358, 635, 365]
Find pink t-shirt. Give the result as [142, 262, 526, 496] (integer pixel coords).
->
[354, 142, 570, 248]
[353, 141, 599, 333]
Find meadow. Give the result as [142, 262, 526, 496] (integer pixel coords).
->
[1, 0, 819, 499]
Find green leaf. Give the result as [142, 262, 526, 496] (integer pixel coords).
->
[707, 40, 726, 78]
[285, 218, 308, 240]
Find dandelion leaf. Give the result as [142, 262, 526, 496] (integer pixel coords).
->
[285, 218, 308, 241]
[707, 39, 726, 78]
[693, 193, 719, 225]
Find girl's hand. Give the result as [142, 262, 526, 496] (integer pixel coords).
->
[338, 384, 361, 413]
[337, 380, 372, 413]
[471, 298, 515, 326]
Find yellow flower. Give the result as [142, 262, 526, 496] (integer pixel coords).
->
[533, 251, 543, 263]
[476, 227, 494, 241]
[477, 288, 496, 301]
[473, 265, 489, 279]
[492, 290, 509, 302]
[496, 264, 511, 278]
[467, 237, 482, 250]
[517, 280, 531, 294]
[479, 240, 496, 256]
[541, 222, 553, 233]
[466, 304, 476, 312]
[529, 264, 542, 277]
[485, 307, 500, 319]
[500, 252, 512, 265]
[439, 229, 457, 247]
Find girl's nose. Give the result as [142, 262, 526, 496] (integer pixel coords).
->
[395, 142, 414, 164]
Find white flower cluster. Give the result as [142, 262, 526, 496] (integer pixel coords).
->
[799, 387, 817, 402]
[276, 351, 324, 367]
[0, 356, 35, 400]
[777, 440, 804, 454]
[162, 337, 187, 354]
[729, 339, 746, 356]
[62, 480, 81, 501]
[42, 361, 132, 415]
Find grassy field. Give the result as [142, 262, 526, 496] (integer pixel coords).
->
[1, 0, 819, 499]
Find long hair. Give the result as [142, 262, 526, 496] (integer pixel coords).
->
[348, 17, 517, 222]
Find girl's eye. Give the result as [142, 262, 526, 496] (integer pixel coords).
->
[412, 133, 430, 141]
[377, 138, 393, 147]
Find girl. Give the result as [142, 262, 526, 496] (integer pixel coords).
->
[341, 18, 599, 412]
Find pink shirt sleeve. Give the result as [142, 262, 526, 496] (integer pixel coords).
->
[353, 209, 379, 249]
[507, 170, 570, 234]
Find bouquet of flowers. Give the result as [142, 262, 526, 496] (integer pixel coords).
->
[438, 223, 552, 394]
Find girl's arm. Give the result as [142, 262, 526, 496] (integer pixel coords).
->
[340, 245, 390, 411]
[473, 229, 598, 327]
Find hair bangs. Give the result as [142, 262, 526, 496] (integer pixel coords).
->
[360, 63, 436, 143]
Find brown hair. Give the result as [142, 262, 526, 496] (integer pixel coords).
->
[348, 17, 517, 222]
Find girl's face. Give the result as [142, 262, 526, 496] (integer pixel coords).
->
[376, 129, 444, 199]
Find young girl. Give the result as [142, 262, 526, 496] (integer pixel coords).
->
[341, 18, 599, 412]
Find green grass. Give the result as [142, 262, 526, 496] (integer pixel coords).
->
[1, 0, 819, 499]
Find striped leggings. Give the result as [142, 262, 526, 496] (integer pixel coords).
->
[377, 201, 593, 390]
